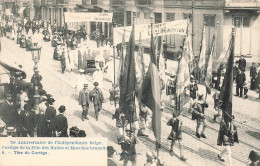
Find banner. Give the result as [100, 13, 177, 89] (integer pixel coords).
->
[113, 20, 187, 46]
[64, 12, 113, 23]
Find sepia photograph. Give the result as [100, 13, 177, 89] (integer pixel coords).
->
[0, 0, 259, 165]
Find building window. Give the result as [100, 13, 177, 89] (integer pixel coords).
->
[203, 14, 216, 54]
[126, 11, 131, 26]
[233, 16, 251, 56]
[166, 13, 175, 47]
[154, 13, 162, 24]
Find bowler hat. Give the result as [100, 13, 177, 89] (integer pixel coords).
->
[93, 82, 99, 86]
[249, 150, 259, 162]
[58, 105, 66, 113]
[107, 146, 116, 156]
[78, 130, 86, 137]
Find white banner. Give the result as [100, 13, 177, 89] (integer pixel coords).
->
[113, 20, 188, 46]
[64, 12, 113, 23]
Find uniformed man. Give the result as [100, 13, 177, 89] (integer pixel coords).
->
[189, 75, 198, 112]
[78, 84, 90, 121]
[192, 92, 208, 139]
[138, 103, 152, 137]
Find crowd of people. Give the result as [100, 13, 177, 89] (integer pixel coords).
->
[1, 12, 260, 166]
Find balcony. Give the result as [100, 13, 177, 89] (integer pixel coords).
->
[136, 0, 153, 6]
[110, 0, 125, 6]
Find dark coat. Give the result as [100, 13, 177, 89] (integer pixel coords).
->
[53, 114, 68, 137]
[45, 105, 56, 121]
[190, 83, 198, 99]
[90, 88, 104, 105]
[0, 101, 17, 127]
[233, 66, 239, 80]
[36, 114, 47, 137]
[236, 72, 246, 86]
[250, 66, 257, 79]
[239, 58, 246, 71]
[21, 111, 36, 132]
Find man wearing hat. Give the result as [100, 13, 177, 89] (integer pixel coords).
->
[78, 83, 90, 121]
[45, 98, 56, 137]
[53, 105, 68, 137]
[1, 94, 16, 127]
[107, 146, 117, 166]
[90, 82, 104, 121]
[191, 92, 208, 139]
[250, 62, 257, 90]
[238, 54, 246, 72]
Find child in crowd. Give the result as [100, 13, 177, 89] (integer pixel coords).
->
[243, 81, 249, 99]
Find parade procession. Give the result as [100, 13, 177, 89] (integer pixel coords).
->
[0, 0, 260, 166]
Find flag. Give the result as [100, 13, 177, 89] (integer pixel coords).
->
[205, 34, 216, 94]
[198, 25, 206, 83]
[142, 24, 161, 149]
[159, 39, 166, 76]
[135, 32, 146, 101]
[186, 34, 195, 74]
[119, 24, 136, 122]
[175, 35, 191, 115]
[219, 29, 235, 124]
[118, 32, 126, 87]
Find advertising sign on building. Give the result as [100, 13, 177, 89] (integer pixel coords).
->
[64, 12, 113, 23]
[225, 0, 259, 7]
[113, 19, 188, 46]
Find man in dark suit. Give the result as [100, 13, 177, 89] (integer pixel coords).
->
[45, 98, 56, 137]
[239, 55, 246, 72]
[21, 106, 36, 137]
[0, 94, 16, 127]
[236, 69, 246, 97]
[78, 84, 90, 121]
[250, 62, 257, 90]
[90, 82, 104, 121]
[53, 105, 68, 137]
[233, 61, 239, 81]
[107, 146, 117, 166]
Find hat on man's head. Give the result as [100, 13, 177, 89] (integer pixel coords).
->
[58, 105, 66, 113]
[78, 130, 86, 137]
[249, 150, 259, 162]
[93, 82, 99, 86]
[47, 98, 55, 104]
[84, 84, 88, 87]
[107, 146, 116, 156]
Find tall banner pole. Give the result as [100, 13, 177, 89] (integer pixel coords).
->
[113, 22, 116, 113]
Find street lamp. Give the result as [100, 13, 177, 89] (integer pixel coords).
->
[30, 43, 42, 108]
[30, 43, 42, 69]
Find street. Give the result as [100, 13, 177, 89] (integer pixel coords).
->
[1, 31, 260, 166]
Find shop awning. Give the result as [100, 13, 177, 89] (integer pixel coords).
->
[0, 60, 26, 77]
[18, 7, 26, 14]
